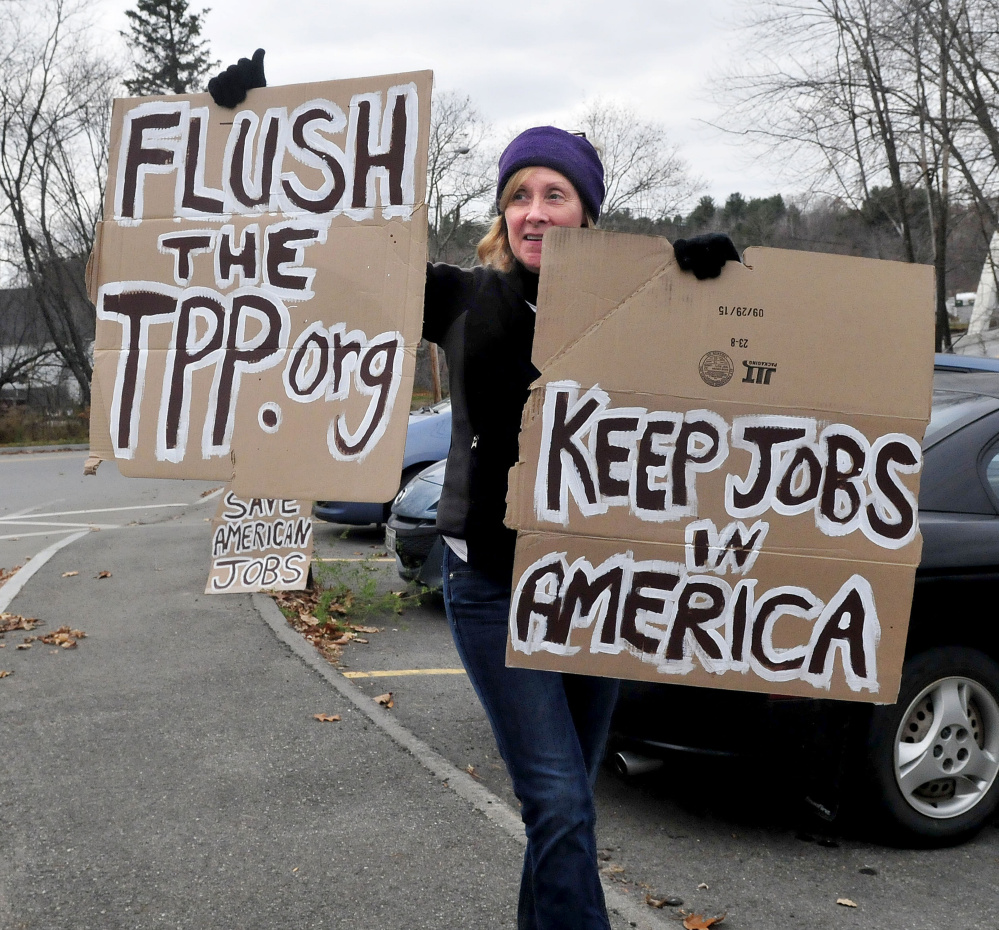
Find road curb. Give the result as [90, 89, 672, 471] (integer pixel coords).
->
[252, 592, 668, 930]
[0, 443, 90, 455]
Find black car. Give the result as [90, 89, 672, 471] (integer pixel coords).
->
[612, 364, 999, 845]
[313, 400, 451, 526]
[386, 459, 447, 590]
[385, 357, 999, 844]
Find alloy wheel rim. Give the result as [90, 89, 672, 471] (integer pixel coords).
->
[894, 675, 999, 819]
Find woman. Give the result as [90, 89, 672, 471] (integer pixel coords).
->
[210, 55, 738, 930]
[424, 129, 620, 930]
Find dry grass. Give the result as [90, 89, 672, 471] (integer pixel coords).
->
[0, 406, 89, 446]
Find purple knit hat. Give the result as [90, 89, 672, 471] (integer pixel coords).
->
[496, 126, 605, 221]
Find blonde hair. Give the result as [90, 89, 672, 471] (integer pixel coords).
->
[476, 167, 594, 271]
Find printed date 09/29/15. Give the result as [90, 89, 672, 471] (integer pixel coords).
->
[718, 305, 765, 317]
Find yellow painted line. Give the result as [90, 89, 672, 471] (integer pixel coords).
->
[313, 557, 395, 563]
[342, 668, 467, 679]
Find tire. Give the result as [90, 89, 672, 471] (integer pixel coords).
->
[866, 646, 999, 846]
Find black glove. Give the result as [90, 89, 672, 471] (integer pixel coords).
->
[672, 234, 741, 280]
[207, 48, 267, 109]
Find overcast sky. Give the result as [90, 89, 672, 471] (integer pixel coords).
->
[94, 0, 776, 211]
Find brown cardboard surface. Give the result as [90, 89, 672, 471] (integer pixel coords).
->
[88, 73, 432, 501]
[205, 490, 313, 594]
[506, 228, 935, 703]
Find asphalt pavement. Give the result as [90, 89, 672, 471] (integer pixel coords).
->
[4, 450, 999, 930]
[0, 467, 657, 930]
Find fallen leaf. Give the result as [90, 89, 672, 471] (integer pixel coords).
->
[645, 894, 669, 909]
[16, 643, 31, 650]
[96, 571, 112, 579]
[0, 613, 38, 634]
[349, 624, 380, 634]
[681, 911, 726, 929]
[374, 692, 394, 708]
[353, 638, 369, 644]
[837, 898, 858, 908]
[37, 626, 85, 646]
[61, 571, 79, 578]
[465, 764, 480, 779]
[697, 883, 709, 890]
[0, 670, 11, 678]
[313, 714, 341, 723]
[601, 865, 626, 875]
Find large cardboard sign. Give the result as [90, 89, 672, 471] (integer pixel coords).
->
[506, 229, 935, 703]
[206, 490, 313, 594]
[87, 72, 432, 501]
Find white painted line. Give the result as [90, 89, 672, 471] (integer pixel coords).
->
[0, 529, 90, 613]
[4, 501, 65, 520]
[0, 520, 120, 529]
[342, 668, 467, 679]
[0, 449, 87, 459]
[3, 503, 190, 519]
[0, 527, 116, 541]
[252, 593, 668, 930]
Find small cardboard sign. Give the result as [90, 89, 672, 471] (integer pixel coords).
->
[206, 489, 313, 594]
[505, 229, 935, 703]
[87, 72, 432, 502]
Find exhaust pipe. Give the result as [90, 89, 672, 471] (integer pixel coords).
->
[611, 750, 664, 777]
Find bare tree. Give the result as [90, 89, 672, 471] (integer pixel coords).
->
[908, 0, 999, 344]
[0, 0, 119, 403]
[911, 0, 999, 229]
[421, 91, 496, 400]
[0, 288, 60, 397]
[718, 0, 994, 349]
[426, 90, 494, 264]
[571, 99, 699, 221]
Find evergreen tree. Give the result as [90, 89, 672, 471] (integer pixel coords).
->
[122, 0, 216, 96]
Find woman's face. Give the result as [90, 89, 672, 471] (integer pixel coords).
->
[504, 167, 585, 273]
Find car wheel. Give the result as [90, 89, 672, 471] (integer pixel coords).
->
[866, 647, 999, 845]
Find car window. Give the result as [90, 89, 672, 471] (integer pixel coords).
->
[926, 391, 987, 443]
[920, 408, 999, 513]
[986, 443, 999, 502]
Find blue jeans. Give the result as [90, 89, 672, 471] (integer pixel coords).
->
[442, 545, 620, 930]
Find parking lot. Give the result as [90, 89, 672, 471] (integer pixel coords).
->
[1, 449, 997, 928]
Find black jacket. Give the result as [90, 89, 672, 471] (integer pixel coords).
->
[423, 261, 540, 581]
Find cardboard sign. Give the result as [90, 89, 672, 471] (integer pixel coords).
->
[505, 229, 935, 703]
[206, 490, 313, 594]
[87, 72, 432, 501]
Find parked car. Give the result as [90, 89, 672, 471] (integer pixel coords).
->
[612, 365, 999, 845]
[313, 399, 451, 526]
[383, 357, 999, 844]
[385, 459, 447, 590]
[932, 352, 999, 373]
